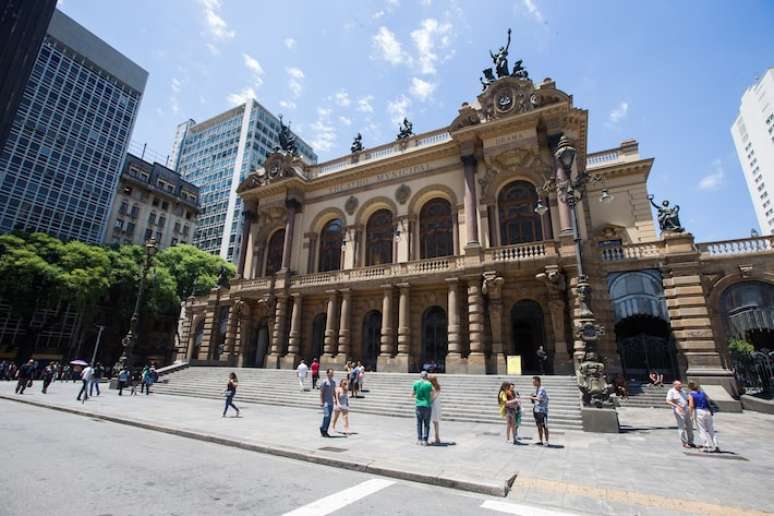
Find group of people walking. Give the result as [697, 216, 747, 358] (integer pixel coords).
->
[666, 380, 719, 452]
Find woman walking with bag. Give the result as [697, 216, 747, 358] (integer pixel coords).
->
[688, 382, 718, 452]
[223, 372, 240, 418]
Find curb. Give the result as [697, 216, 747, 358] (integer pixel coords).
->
[0, 394, 512, 497]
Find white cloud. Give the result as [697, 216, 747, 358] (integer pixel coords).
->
[608, 101, 629, 125]
[243, 53, 264, 87]
[411, 18, 454, 75]
[279, 100, 297, 110]
[226, 86, 257, 106]
[169, 78, 182, 114]
[171, 78, 182, 93]
[698, 159, 725, 191]
[372, 26, 407, 65]
[339, 116, 352, 126]
[287, 67, 304, 97]
[357, 95, 375, 113]
[206, 43, 220, 56]
[334, 91, 351, 107]
[521, 0, 544, 23]
[410, 77, 435, 101]
[372, 10, 385, 20]
[198, 0, 235, 43]
[284, 37, 296, 49]
[387, 94, 412, 125]
[310, 107, 337, 152]
[421, 0, 432, 5]
[386, 0, 400, 6]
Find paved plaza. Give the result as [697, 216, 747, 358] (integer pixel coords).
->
[2, 380, 773, 515]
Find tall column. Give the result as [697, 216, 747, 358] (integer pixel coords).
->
[452, 209, 460, 255]
[397, 283, 411, 356]
[237, 302, 252, 367]
[461, 154, 480, 247]
[396, 217, 410, 262]
[323, 290, 339, 358]
[237, 206, 256, 277]
[281, 199, 300, 272]
[483, 272, 506, 374]
[555, 162, 572, 234]
[287, 293, 302, 357]
[305, 233, 317, 273]
[266, 293, 287, 368]
[379, 285, 395, 355]
[467, 279, 486, 374]
[445, 278, 462, 373]
[337, 289, 352, 362]
[224, 300, 243, 364]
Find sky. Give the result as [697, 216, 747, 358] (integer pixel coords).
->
[57, 0, 774, 243]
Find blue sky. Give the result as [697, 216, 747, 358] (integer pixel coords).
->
[58, 0, 773, 242]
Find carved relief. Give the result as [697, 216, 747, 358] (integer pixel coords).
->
[395, 184, 411, 205]
[449, 103, 481, 132]
[345, 195, 359, 215]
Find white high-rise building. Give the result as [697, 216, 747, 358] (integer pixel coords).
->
[731, 68, 774, 234]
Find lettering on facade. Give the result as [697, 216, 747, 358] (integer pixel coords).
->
[328, 163, 432, 194]
[490, 130, 533, 148]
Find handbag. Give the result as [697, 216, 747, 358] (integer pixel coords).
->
[223, 390, 233, 398]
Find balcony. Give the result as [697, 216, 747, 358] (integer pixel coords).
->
[600, 241, 663, 262]
[483, 241, 558, 263]
[698, 236, 774, 258]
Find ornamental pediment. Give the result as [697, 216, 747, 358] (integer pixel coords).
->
[237, 151, 305, 193]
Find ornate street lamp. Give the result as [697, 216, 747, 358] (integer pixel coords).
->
[536, 136, 610, 407]
[119, 238, 158, 368]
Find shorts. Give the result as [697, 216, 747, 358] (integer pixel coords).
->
[533, 411, 547, 427]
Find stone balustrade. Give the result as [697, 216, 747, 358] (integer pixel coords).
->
[586, 149, 620, 168]
[697, 236, 774, 257]
[483, 240, 556, 263]
[600, 241, 663, 262]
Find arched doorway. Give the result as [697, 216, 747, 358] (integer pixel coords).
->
[246, 319, 269, 368]
[510, 300, 546, 373]
[615, 315, 678, 380]
[419, 199, 453, 259]
[362, 310, 382, 370]
[608, 270, 676, 380]
[211, 306, 229, 361]
[310, 313, 327, 362]
[721, 281, 774, 349]
[192, 318, 204, 359]
[421, 306, 447, 371]
[498, 180, 543, 245]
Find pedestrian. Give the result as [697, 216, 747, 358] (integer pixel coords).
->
[142, 365, 154, 395]
[536, 345, 548, 374]
[89, 363, 102, 397]
[140, 365, 149, 394]
[429, 375, 442, 445]
[528, 376, 550, 446]
[319, 369, 336, 437]
[223, 372, 240, 418]
[666, 380, 695, 448]
[41, 364, 54, 394]
[0, 360, 7, 381]
[130, 369, 139, 396]
[498, 382, 521, 444]
[61, 364, 70, 382]
[117, 366, 130, 396]
[296, 360, 309, 391]
[331, 378, 351, 434]
[77, 363, 94, 403]
[349, 362, 361, 398]
[687, 382, 717, 452]
[311, 358, 320, 390]
[15, 360, 34, 394]
[412, 370, 433, 446]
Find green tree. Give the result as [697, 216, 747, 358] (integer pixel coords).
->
[155, 244, 235, 299]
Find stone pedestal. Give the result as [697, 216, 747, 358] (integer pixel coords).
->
[445, 354, 467, 374]
[581, 407, 620, 433]
[264, 354, 281, 369]
[487, 353, 507, 375]
[320, 354, 347, 371]
[466, 353, 487, 375]
[378, 354, 410, 373]
[279, 353, 299, 369]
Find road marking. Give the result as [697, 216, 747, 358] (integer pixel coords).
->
[481, 500, 579, 516]
[282, 478, 395, 516]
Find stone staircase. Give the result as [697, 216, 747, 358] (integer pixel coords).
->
[152, 367, 584, 431]
[617, 383, 669, 408]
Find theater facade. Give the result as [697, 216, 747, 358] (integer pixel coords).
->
[175, 67, 774, 398]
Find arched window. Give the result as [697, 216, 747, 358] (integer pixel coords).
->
[365, 209, 394, 266]
[318, 219, 344, 272]
[264, 229, 285, 276]
[419, 198, 453, 259]
[498, 181, 543, 245]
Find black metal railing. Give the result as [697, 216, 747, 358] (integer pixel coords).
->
[731, 351, 774, 397]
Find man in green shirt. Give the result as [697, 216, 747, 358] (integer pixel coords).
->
[412, 370, 433, 445]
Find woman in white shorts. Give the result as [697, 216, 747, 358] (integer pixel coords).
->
[332, 378, 351, 434]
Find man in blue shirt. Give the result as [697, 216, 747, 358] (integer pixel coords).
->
[319, 369, 336, 437]
[528, 376, 550, 446]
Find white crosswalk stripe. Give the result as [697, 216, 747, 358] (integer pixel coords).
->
[282, 478, 396, 516]
[481, 500, 581, 516]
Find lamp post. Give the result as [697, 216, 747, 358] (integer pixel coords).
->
[119, 238, 158, 368]
[536, 136, 613, 405]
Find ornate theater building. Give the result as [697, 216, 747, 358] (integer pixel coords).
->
[175, 53, 774, 402]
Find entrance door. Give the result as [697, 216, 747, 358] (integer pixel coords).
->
[421, 306, 448, 371]
[192, 319, 204, 359]
[615, 315, 677, 381]
[362, 311, 381, 371]
[510, 300, 546, 374]
[252, 320, 269, 368]
[311, 313, 326, 361]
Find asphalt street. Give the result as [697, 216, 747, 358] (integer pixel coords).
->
[0, 399, 584, 516]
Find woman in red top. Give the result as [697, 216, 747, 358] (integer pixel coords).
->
[311, 358, 320, 390]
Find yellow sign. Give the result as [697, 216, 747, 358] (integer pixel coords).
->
[507, 355, 522, 375]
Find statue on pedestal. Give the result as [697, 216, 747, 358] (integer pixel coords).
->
[489, 28, 511, 78]
[648, 194, 684, 233]
[350, 133, 363, 153]
[577, 351, 613, 408]
[276, 115, 298, 156]
[396, 118, 414, 140]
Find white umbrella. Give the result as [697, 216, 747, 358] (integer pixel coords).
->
[70, 359, 88, 366]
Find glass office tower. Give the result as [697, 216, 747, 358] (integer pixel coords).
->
[171, 100, 316, 263]
[0, 10, 147, 243]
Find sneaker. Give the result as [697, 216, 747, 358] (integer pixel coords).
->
[535, 441, 543, 446]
